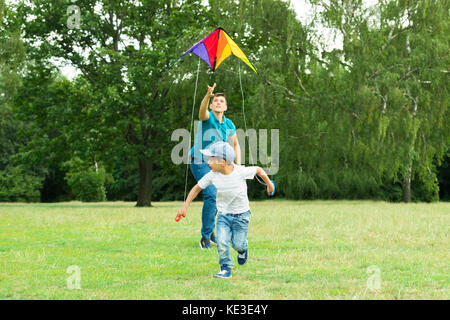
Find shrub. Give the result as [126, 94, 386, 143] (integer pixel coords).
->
[65, 167, 106, 202]
[0, 167, 43, 202]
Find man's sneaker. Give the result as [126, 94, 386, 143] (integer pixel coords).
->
[200, 237, 212, 249]
[210, 233, 217, 245]
[237, 249, 248, 265]
[214, 268, 232, 279]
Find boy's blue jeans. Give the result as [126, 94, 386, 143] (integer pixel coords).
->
[216, 211, 251, 270]
[190, 159, 217, 240]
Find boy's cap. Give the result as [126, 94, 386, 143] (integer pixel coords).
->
[200, 141, 235, 163]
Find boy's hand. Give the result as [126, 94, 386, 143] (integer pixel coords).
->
[207, 83, 216, 98]
[176, 207, 187, 220]
[267, 181, 275, 196]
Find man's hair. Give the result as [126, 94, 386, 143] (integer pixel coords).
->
[213, 92, 227, 101]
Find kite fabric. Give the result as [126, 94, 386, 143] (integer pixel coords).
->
[182, 27, 257, 74]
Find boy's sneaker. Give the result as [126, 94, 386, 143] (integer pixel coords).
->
[214, 268, 232, 279]
[237, 249, 248, 265]
[210, 233, 217, 245]
[200, 237, 212, 249]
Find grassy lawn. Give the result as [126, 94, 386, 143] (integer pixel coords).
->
[0, 200, 448, 299]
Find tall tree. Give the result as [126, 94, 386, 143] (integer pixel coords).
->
[0, 0, 43, 202]
[0, 0, 25, 103]
[15, 0, 209, 206]
[307, 0, 449, 202]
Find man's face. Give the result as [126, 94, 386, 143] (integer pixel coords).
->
[210, 95, 227, 113]
[207, 156, 225, 171]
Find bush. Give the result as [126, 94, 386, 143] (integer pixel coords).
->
[0, 167, 43, 202]
[279, 171, 318, 200]
[411, 170, 440, 203]
[335, 170, 380, 200]
[65, 167, 106, 202]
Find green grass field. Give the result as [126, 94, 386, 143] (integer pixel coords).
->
[0, 200, 448, 299]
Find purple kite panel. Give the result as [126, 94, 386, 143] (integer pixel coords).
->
[183, 42, 212, 70]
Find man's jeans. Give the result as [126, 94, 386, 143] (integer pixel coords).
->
[190, 159, 217, 240]
[216, 211, 251, 269]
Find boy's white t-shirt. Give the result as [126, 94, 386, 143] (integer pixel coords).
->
[197, 164, 257, 214]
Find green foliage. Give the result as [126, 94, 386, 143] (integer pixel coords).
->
[0, 167, 42, 202]
[278, 171, 317, 200]
[411, 165, 440, 202]
[12, 0, 211, 206]
[0, 0, 25, 99]
[271, 0, 450, 202]
[63, 157, 112, 202]
[65, 167, 107, 202]
[104, 150, 139, 201]
[3, 0, 449, 203]
[0, 1, 41, 202]
[380, 181, 404, 202]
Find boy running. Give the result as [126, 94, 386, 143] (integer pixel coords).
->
[178, 141, 274, 278]
[190, 83, 241, 249]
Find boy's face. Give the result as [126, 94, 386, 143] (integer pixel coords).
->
[209, 95, 227, 113]
[207, 156, 226, 171]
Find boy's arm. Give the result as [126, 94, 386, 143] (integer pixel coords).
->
[199, 83, 216, 121]
[176, 184, 202, 219]
[256, 167, 274, 195]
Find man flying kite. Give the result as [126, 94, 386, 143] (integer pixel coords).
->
[174, 27, 274, 256]
[178, 27, 257, 249]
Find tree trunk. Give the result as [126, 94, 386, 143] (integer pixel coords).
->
[136, 158, 153, 207]
[402, 165, 412, 203]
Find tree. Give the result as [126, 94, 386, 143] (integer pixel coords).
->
[0, 0, 43, 202]
[14, 0, 210, 206]
[305, 0, 449, 202]
[12, 65, 85, 201]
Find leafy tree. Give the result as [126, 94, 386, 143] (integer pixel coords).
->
[15, 0, 209, 206]
[12, 66, 85, 202]
[0, 0, 43, 202]
[295, 0, 450, 202]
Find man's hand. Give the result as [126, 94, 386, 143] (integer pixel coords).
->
[207, 83, 216, 98]
[199, 83, 216, 121]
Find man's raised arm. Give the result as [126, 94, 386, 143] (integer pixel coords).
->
[199, 83, 216, 121]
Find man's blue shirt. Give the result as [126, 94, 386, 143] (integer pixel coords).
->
[190, 111, 236, 162]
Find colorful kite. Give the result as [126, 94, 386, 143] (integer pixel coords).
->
[181, 27, 257, 74]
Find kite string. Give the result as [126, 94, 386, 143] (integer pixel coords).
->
[238, 61, 266, 186]
[184, 57, 201, 202]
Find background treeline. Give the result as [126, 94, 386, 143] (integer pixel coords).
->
[0, 0, 448, 205]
